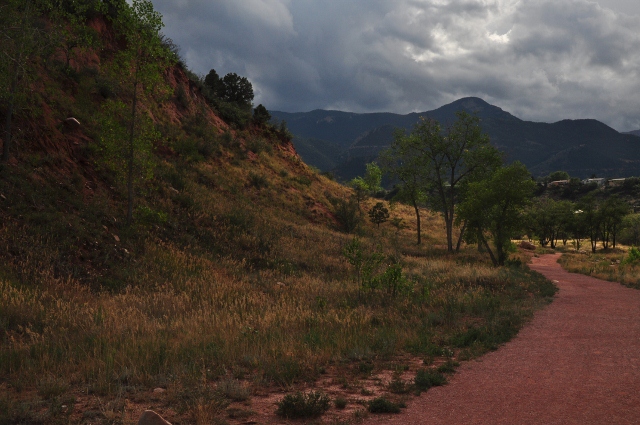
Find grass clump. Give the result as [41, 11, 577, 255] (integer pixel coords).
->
[367, 397, 403, 414]
[276, 391, 331, 419]
[334, 396, 348, 409]
[414, 369, 447, 392]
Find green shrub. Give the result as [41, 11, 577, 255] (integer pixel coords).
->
[367, 397, 402, 414]
[414, 369, 446, 391]
[622, 247, 640, 265]
[276, 391, 330, 418]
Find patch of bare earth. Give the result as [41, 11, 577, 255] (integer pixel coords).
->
[364, 253, 640, 425]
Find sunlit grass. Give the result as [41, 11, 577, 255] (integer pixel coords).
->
[559, 248, 640, 289]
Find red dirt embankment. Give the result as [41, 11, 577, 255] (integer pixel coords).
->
[366, 253, 640, 424]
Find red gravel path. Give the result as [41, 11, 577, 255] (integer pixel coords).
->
[365, 253, 640, 424]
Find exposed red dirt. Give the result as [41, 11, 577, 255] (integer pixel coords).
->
[365, 253, 640, 424]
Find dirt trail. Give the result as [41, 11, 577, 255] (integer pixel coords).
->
[365, 253, 640, 425]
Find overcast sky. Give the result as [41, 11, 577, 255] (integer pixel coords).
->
[151, 0, 640, 131]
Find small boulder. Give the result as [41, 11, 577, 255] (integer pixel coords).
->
[519, 241, 536, 251]
[138, 410, 171, 425]
[152, 387, 166, 394]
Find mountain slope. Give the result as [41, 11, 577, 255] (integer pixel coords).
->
[272, 98, 640, 179]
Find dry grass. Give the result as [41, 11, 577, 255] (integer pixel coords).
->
[0, 194, 556, 422]
[558, 248, 640, 289]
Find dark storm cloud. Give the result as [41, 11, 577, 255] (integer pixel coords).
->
[152, 0, 640, 131]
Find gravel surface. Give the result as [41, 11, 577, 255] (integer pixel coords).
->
[365, 253, 640, 424]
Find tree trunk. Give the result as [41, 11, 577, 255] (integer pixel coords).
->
[413, 200, 421, 245]
[455, 220, 467, 252]
[127, 79, 138, 225]
[480, 234, 498, 266]
[2, 97, 15, 163]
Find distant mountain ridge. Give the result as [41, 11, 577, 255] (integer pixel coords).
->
[271, 97, 640, 180]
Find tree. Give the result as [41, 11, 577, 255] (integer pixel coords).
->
[380, 130, 429, 244]
[526, 199, 575, 248]
[382, 112, 501, 250]
[221, 72, 254, 105]
[599, 195, 629, 249]
[253, 104, 271, 125]
[457, 162, 535, 266]
[107, 0, 172, 224]
[546, 170, 570, 183]
[620, 213, 640, 246]
[204, 68, 223, 98]
[577, 194, 601, 253]
[0, 0, 47, 163]
[368, 202, 390, 228]
[349, 162, 383, 213]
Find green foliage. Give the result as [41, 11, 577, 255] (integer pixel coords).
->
[622, 247, 640, 265]
[343, 237, 384, 291]
[204, 68, 223, 98]
[221, 72, 254, 106]
[253, 104, 271, 125]
[375, 262, 412, 297]
[368, 202, 390, 228]
[276, 391, 330, 419]
[414, 369, 447, 391]
[381, 112, 502, 249]
[367, 397, 403, 413]
[546, 170, 570, 182]
[458, 162, 535, 266]
[332, 196, 361, 233]
[97, 99, 157, 191]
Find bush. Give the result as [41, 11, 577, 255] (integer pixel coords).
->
[414, 369, 446, 391]
[622, 246, 640, 265]
[367, 397, 402, 414]
[332, 196, 361, 233]
[276, 391, 330, 418]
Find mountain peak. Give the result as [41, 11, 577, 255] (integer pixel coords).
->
[430, 97, 519, 122]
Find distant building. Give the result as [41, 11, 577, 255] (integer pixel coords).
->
[581, 178, 605, 186]
[607, 178, 626, 187]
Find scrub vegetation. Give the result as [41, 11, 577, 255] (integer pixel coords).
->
[0, 1, 556, 423]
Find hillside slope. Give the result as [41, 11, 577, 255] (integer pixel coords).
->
[0, 4, 557, 424]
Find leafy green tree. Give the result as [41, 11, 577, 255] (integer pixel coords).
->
[106, 0, 172, 224]
[457, 162, 535, 266]
[368, 202, 390, 228]
[526, 199, 575, 248]
[599, 195, 629, 249]
[349, 162, 383, 212]
[221, 72, 254, 105]
[620, 213, 640, 246]
[380, 130, 428, 244]
[0, 0, 47, 162]
[576, 194, 601, 253]
[384, 112, 501, 251]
